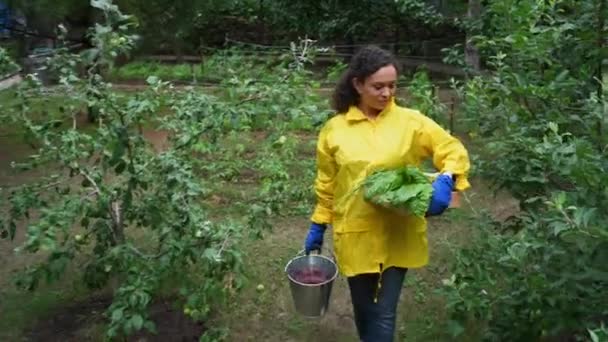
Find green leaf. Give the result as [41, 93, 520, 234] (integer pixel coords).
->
[589, 329, 599, 342]
[146, 76, 159, 85]
[359, 166, 432, 217]
[111, 308, 124, 321]
[203, 248, 218, 261]
[91, 0, 111, 10]
[131, 314, 144, 330]
[548, 122, 559, 133]
[554, 70, 570, 83]
[573, 208, 596, 228]
[144, 321, 156, 333]
[552, 222, 570, 236]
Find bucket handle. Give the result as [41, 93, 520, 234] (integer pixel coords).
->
[296, 248, 336, 262]
[298, 248, 320, 256]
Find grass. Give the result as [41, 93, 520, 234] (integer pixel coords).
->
[0, 88, 100, 146]
[107, 53, 277, 84]
[109, 61, 205, 82]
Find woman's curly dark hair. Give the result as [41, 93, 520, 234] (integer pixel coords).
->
[332, 45, 400, 114]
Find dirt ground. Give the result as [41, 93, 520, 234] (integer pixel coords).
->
[212, 183, 518, 342]
[23, 295, 205, 342]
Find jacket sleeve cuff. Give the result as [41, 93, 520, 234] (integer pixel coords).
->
[311, 205, 332, 224]
[454, 176, 471, 192]
[441, 165, 471, 192]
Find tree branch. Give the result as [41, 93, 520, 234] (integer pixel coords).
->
[80, 170, 102, 195]
[237, 94, 265, 105]
[111, 102, 137, 173]
[79, 169, 124, 244]
[216, 233, 230, 259]
[110, 201, 125, 244]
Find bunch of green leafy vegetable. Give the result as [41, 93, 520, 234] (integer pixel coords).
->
[360, 166, 433, 217]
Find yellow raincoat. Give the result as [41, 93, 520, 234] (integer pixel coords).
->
[310, 99, 471, 277]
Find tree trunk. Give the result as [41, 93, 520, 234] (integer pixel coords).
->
[465, 0, 481, 75]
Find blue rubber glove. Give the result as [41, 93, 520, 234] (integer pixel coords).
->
[426, 173, 455, 216]
[304, 222, 327, 254]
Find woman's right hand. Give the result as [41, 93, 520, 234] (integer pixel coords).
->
[426, 173, 455, 216]
[304, 222, 327, 254]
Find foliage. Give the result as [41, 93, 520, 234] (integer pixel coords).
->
[326, 59, 348, 83]
[211, 42, 332, 131]
[393, 0, 447, 26]
[8, 0, 468, 62]
[589, 323, 608, 342]
[0, 46, 20, 77]
[440, 186, 608, 340]
[115, 0, 251, 54]
[1, 2, 233, 339]
[402, 70, 448, 126]
[439, 0, 608, 340]
[0, 0, 336, 339]
[261, 0, 449, 43]
[7, 0, 471, 61]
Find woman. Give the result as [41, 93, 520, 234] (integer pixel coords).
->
[303, 45, 471, 342]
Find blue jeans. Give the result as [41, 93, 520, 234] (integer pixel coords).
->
[347, 267, 407, 342]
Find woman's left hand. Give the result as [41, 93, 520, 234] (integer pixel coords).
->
[304, 222, 327, 254]
[426, 173, 455, 216]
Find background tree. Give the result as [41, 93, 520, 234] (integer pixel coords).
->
[440, 0, 608, 340]
[5, 0, 473, 60]
[0, 0, 267, 338]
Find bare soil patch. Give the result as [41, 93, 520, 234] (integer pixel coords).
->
[23, 295, 206, 342]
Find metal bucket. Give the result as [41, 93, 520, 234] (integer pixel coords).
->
[284, 250, 338, 318]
